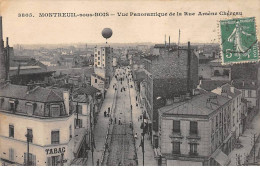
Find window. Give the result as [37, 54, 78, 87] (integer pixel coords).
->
[24, 153, 36, 166]
[69, 125, 72, 139]
[9, 125, 14, 137]
[190, 121, 198, 135]
[50, 105, 60, 117]
[189, 143, 198, 155]
[75, 118, 83, 128]
[9, 101, 15, 112]
[95, 79, 97, 83]
[103, 48, 105, 51]
[51, 131, 60, 144]
[216, 115, 218, 128]
[95, 54, 97, 57]
[98, 57, 100, 60]
[248, 90, 252, 97]
[98, 51, 100, 55]
[27, 128, 33, 143]
[9, 148, 14, 161]
[172, 120, 180, 133]
[172, 142, 180, 154]
[0, 98, 4, 108]
[98, 62, 100, 65]
[26, 103, 33, 115]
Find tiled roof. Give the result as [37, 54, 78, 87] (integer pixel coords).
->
[232, 79, 258, 90]
[0, 83, 64, 102]
[159, 91, 230, 117]
[219, 83, 241, 98]
[74, 85, 100, 96]
[9, 66, 55, 76]
[200, 80, 230, 91]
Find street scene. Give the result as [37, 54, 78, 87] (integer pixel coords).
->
[0, 0, 260, 166]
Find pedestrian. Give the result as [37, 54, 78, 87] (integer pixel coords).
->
[119, 118, 121, 125]
[134, 133, 138, 139]
[96, 159, 100, 166]
[104, 110, 107, 117]
[108, 107, 110, 113]
[114, 117, 117, 124]
[130, 105, 132, 111]
[136, 96, 137, 101]
[136, 103, 138, 107]
[138, 116, 139, 121]
[110, 118, 113, 124]
[129, 121, 132, 128]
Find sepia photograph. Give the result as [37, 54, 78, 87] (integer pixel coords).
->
[0, 0, 259, 166]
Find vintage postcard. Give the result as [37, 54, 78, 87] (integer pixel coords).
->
[0, 0, 260, 166]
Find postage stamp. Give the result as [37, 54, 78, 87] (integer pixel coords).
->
[220, 17, 259, 64]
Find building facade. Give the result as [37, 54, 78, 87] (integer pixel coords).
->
[0, 84, 77, 166]
[158, 91, 233, 166]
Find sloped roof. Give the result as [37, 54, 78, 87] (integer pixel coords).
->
[200, 80, 230, 91]
[0, 83, 63, 102]
[74, 85, 100, 96]
[159, 91, 230, 117]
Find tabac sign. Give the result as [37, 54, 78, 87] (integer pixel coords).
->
[45, 147, 65, 155]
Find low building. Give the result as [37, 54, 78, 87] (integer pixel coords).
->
[158, 91, 233, 166]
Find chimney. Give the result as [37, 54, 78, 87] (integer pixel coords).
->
[5, 37, 10, 81]
[187, 41, 191, 93]
[169, 36, 171, 47]
[0, 16, 2, 41]
[242, 80, 245, 87]
[230, 86, 235, 93]
[0, 16, 6, 82]
[252, 81, 255, 86]
[63, 91, 70, 115]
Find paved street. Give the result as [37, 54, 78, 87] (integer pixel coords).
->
[228, 110, 260, 166]
[86, 75, 117, 166]
[128, 69, 158, 166]
[103, 68, 137, 166]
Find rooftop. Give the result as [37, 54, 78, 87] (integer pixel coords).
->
[232, 79, 258, 90]
[0, 83, 64, 102]
[199, 80, 230, 91]
[159, 91, 230, 117]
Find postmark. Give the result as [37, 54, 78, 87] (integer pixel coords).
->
[220, 17, 259, 64]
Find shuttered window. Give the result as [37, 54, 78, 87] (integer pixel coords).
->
[24, 153, 36, 166]
[190, 121, 198, 135]
[172, 142, 180, 154]
[51, 131, 60, 144]
[9, 125, 14, 138]
[9, 148, 14, 161]
[51, 105, 60, 117]
[172, 120, 180, 133]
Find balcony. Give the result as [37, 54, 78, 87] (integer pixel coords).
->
[169, 131, 183, 139]
[187, 132, 201, 140]
[189, 152, 198, 156]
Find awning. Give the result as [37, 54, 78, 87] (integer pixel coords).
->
[211, 149, 230, 166]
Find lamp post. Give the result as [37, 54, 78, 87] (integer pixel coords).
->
[25, 131, 33, 166]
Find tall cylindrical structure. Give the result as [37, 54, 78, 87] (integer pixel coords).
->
[0, 16, 6, 82]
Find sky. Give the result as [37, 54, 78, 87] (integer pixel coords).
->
[0, 0, 260, 46]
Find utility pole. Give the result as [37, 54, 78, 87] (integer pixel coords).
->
[76, 102, 79, 127]
[253, 134, 256, 164]
[25, 130, 33, 166]
[142, 111, 145, 166]
[90, 105, 94, 166]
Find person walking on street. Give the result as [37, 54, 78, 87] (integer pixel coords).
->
[108, 107, 110, 113]
[96, 159, 100, 166]
[104, 111, 106, 117]
[134, 133, 138, 139]
[114, 117, 117, 124]
[136, 96, 137, 101]
[130, 105, 132, 111]
[110, 118, 113, 124]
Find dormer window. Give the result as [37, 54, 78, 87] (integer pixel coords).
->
[50, 104, 61, 117]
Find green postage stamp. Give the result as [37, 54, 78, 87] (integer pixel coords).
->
[220, 17, 259, 64]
